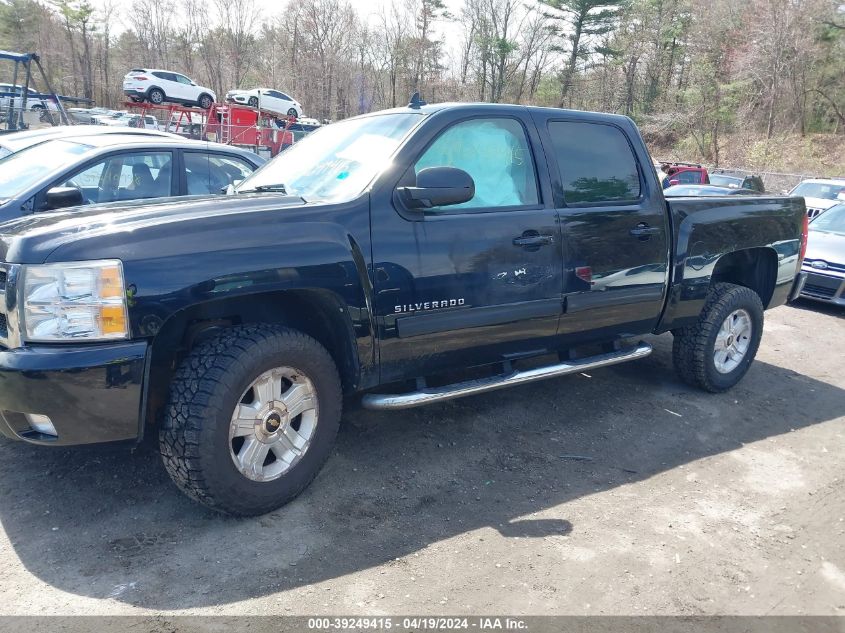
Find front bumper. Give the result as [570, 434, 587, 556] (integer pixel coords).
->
[799, 268, 845, 306]
[0, 341, 148, 446]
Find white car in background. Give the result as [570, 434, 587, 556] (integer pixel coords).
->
[225, 88, 303, 117]
[97, 112, 160, 130]
[0, 83, 59, 113]
[123, 69, 216, 110]
[789, 178, 845, 219]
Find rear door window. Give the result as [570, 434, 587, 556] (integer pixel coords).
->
[185, 152, 257, 195]
[547, 121, 641, 205]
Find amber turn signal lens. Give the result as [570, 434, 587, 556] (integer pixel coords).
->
[99, 305, 127, 335]
[99, 266, 124, 299]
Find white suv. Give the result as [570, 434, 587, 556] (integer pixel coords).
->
[789, 178, 845, 219]
[123, 69, 216, 110]
[225, 88, 303, 117]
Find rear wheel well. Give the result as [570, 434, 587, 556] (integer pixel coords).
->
[143, 290, 360, 437]
[710, 248, 778, 308]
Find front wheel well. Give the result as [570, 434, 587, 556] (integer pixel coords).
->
[710, 247, 778, 308]
[143, 290, 361, 437]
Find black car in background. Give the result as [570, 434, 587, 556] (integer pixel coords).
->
[709, 169, 766, 192]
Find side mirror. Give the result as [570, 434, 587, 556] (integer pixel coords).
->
[399, 167, 475, 209]
[224, 180, 243, 195]
[669, 179, 680, 186]
[45, 186, 83, 210]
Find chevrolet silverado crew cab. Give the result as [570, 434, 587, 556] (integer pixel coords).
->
[0, 101, 808, 516]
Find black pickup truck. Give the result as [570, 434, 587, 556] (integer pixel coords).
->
[0, 102, 808, 515]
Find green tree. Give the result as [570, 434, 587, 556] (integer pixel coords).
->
[0, 0, 43, 52]
[540, 0, 627, 107]
[52, 0, 97, 99]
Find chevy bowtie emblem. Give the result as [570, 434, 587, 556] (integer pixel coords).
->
[810, 260, 829, 270]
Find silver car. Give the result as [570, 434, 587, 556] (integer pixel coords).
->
[0, 133, 264, 222]
[0, 125, 181, 159]
[800, 203, 845, 306]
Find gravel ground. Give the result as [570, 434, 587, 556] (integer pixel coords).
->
[0, 300, 842, 617]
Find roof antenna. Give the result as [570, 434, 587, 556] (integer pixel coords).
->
[408, 92, 426, 109]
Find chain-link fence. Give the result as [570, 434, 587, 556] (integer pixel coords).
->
[714, 167, 822, 194]
[0, 103, 67, 132]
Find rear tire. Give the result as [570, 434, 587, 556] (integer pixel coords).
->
[672, 283, 764, 393]
[147, 88, 165, 105]
[159, 325, 342, 516]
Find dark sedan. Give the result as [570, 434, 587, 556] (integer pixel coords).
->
[0, 134, 264, 220]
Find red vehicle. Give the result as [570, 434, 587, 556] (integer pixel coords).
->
[661, 161, 710, 186]
[205, 104, 295, 157]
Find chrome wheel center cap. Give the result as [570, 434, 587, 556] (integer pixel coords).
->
[263, 411, 283, 434]
[256, 403, 289, 441]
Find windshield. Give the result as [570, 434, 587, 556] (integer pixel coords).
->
[811, 204, 845, 234]
[709, 174, 743, 188]
[236, 112, 424, 202]
[0, 139, 93, 198]
[791, 181, 845, 200]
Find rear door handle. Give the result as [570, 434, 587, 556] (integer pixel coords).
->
[513, 234, 554, 247]
[629, 223, 661, 238]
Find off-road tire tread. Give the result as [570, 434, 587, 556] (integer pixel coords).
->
[672, 283, 764, 393]
[159, 324, 341, 516]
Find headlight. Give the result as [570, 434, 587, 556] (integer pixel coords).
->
[22, 260, 129, 342]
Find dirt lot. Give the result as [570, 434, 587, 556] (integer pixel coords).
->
[0, 301, 842, 618]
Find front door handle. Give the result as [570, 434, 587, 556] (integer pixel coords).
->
[513, 233, 554, 248]
[629, 223, 661, 238]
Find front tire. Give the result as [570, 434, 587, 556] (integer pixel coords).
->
[248, 96, 259, 108]
[672, 283, 764, 392]
[287, 107, 298, 117]
[160, 325, 342, 516]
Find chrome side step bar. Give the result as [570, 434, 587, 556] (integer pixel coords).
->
[362, 342, 653, 410]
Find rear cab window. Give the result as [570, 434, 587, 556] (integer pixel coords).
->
[546, 121, 641, 205]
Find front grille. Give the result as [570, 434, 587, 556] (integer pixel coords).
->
[802, 272, 844, 299]
[804, 259, 845, 274]
[0, 263, 16, 348]
[803, 283, 837, 298]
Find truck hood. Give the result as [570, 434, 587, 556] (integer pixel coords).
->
[805, 229, 845, 266]
[0, 194, 309, 264]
